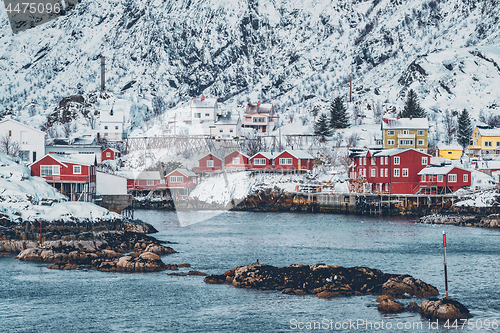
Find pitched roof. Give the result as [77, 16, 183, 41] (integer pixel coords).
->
[214, 116, 240, 125]
[53, 153, 96, 166]
[225, 150, 249, 159]
[438, 144, 463, 150]
[382, 117, 429, 129]
[190, 97, 217, 108]
[373, 148, 431, 157]
[477, 127, 500, 137]
[0, 118, 45, 134]
[103, 147, 120, 153]
[280, 150, 314, 159]
[250, 152, 276, 160]
[200, 153, 222, 161]
[166, 168, 197, 178]
[245, 103, 274, 115]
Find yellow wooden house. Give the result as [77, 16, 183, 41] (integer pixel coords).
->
[438, 144, 463, 160]
[382, 117, 428, 152]
[469, 126, 500, 156]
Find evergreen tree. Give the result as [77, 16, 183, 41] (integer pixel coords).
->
[457, 108, 473, 149]
[314, 114, 332, 141]
[399, 89, 426, 118]
[329, 96, 349, 129]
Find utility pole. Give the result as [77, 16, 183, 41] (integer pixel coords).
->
[443, 231, 449, 299]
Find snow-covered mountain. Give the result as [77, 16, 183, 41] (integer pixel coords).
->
[1, 0, 500, 133]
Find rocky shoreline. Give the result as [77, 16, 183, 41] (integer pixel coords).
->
[205, 263, 471, 320]
[419, 213, 500, 228]
[0, 218, 178, 273]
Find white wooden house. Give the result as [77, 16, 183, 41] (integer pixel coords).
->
[190, 96, 219, 122]
[99, 110, 124, 141]
[0, 118, 45, 163]
[209, 116, 241, 139]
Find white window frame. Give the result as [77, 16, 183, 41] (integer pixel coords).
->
[394, 156, 400, 165]
[362, 158, 366, 165]
[417, 130, 424, 136]
[279, 158, 293, 165]
[387, 130, 395, 136]
[380, 169, 384, 177]
[387, 140, 395, 145]
[232, 157, 240, 164]
[371, 168, 376, 177]
[421, 175, 426, 182]
[371, 158, 376, 165]
[40, 165, 53, 176]
[402, 168, 408, 177]
[147, 179, 154, 186]
[463, 174, 468, 183]
[73, 165, 81, 174]
[53, 165, 60, 175]
[385, 168, 388, 177]
[394, 168, 400, 177]
[194, 113, 201, 118]
[417, 140, 424, 146]
[403, 130, 409, 135]
[448, 174, 457, 183]
[106, 152, 111, 157]
[437, 175, 443, 182]
[254, 158, 266, 165]
[206, 160, 214, 167]
[385, 183, 389, 191]
[485, 141, 492, 147]
[422, 157, 428, 165]
[170, 176, 183, 183]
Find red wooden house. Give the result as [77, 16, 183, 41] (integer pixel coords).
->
[102, 147, 120, 161]
[29, 153, 96, 202]
[349, 148, 431, 194]
[118, 171, 163, 190]
[165, 169, 198, 194]
[274, 150, 314, 171]
[224, 151, 250, 170]
[193, 153, 223, 172]
[417, 166, 471, 194]
[249, 152, 275, 170]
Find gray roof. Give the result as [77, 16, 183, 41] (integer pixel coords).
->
[477, 127, 500, 137]
[169, 168, 197, 178]
[245, 103, 274, 115]
[418, 165, 467, 175]
[280, 150, 314, 159]
[117, 170, 161, 180]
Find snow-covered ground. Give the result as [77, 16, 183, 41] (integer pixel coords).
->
[0, 153, 120, 223]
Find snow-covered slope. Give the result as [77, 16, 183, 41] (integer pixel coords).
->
[1, 0, 500, 134]
[0, 153, 120, 223]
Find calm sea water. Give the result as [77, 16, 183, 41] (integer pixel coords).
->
[1, 210, 499, 333]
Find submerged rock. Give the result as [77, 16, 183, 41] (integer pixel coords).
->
[420, 298, 472, 320]
[378, 297, 405, 313]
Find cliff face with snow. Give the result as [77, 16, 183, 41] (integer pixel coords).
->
[0, 0, 499, 132]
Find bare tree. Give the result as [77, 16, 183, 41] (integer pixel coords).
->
[373, 101, 383, 124]
[242, 132, 265, 156]
[63, 122, 73, 138]
[353, 105, 364, 126]
[311, 105, 320, 121]
[152, 96, 166, 117]
[334, 132, 343, 148]
[443, 110, 456, 145]
[288, 112, 295, 123]
[0, 135, 20, 157]
[339, 151, 352, 174]
[347, 133, 359, 147]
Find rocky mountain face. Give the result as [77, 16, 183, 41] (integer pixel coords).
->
[0, 0, 499, 131]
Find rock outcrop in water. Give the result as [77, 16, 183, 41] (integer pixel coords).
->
[204, 263, 439, 298]
[420, 298, 472, 320]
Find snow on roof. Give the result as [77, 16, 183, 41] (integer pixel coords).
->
[245, 102, 274, 114]
[0, 118, 45, 134]
[382, 117, 429, 129]
[373, 148, 411, 157]
[117, 170, 161, 180]
[53, 153, 96, 166]
[486, 161, 500, 169]
[190, 97, 217, 108]
[281, 150, 314, 159]
[478, 127, 500, 137]
[100, 110, 124, 122]
[250, 152, 276, 160]
[225, 150, 249, 159]
[418, 165, 468, 175]
[215, 116, 239, 125]
[168, 168, 197, 178]
[201, 153, 222, 160]
[103, 147, 120, 153]
[438, 144, 463, 150]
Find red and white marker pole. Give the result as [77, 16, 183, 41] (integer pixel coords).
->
[443, 231, 448, 299]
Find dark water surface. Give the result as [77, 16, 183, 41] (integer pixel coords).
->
[1, 210, 499, 332]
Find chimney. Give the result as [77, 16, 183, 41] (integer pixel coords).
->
[257, 101, 261, 106]
[100, 56, 105, 91]
[201, 96, 205, 101]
